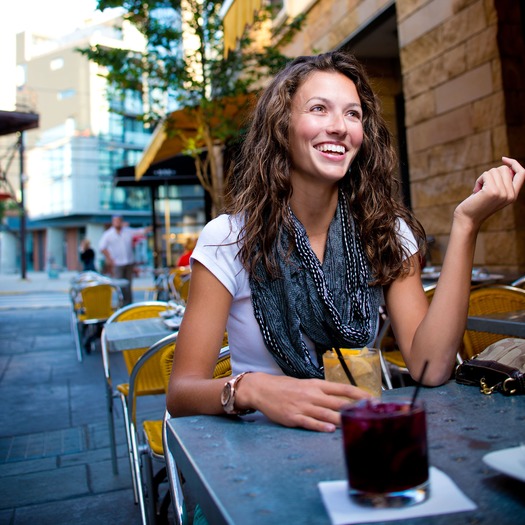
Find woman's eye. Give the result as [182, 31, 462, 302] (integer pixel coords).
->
[347, 110, 362, 120]
[311, 105, 324, 112]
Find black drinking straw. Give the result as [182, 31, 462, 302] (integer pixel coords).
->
[410, 360, 429, 409]
[322, 322, 358, 387]
[333, 346, 358, 387]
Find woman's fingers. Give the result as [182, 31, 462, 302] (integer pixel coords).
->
[473, 157, 523, 195]
[254, 376, 370, 432]
[502, 156, 525, 190]
[460, 157, 523, 227]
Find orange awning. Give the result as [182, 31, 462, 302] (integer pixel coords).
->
[135, 94, 255, 180]
[223, 0, 263, 54]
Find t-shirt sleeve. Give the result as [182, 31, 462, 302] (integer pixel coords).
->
[191, 215, 244, 297]
[397, 218, 419, 259]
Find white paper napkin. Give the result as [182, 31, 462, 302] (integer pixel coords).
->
[318, 467, 476, 525]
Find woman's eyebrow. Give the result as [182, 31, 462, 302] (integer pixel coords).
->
[304, 96, 362, 110]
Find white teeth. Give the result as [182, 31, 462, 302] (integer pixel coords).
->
[316, 144, 345, 154]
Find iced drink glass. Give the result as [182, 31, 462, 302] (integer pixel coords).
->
[341, 397, 429, 507]
[323, 348, 382, 397]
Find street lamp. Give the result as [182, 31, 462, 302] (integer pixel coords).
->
[0, 134, 28, 279]
[0, 110, 38, 279]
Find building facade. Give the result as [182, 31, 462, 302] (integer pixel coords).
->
[1, 12, 206, 275]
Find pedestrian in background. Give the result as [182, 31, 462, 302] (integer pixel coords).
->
[176, 236, 197, 267]
[79, 239, 96, 271]
[99, 215, 152, 304]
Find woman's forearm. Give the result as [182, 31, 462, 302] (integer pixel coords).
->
[410, 218, 479, 385]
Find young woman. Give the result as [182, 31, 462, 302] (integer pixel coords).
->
[167, 51, 524, 432]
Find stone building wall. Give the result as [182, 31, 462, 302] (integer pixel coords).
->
[276, 0, 524, 274]
[398, 0, 524, 273]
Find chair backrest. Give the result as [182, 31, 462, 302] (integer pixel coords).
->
[128, 332, 179, 425]
[169, 267, 191, 303]
[213, 346, 232, 378]
[463, 284, 525, 359]
[112, 302, 171, 380]
[159, 337, 231, 392]
[80, 283, 121, 320]
[126, 333, 231, 431]
[107, 300, 170, 323]
[101, 300, 170, 387]
[511, 275, 525, 289]
[423, 283, 436, 301]
[71, 271, 107, 286]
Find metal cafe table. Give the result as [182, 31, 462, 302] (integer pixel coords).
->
[166, 381, 525, 525]
[466, 309, 525, 338]
[103, 316, 180, 352]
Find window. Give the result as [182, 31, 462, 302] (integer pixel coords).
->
[50, 57, 64, 70]
[16, 65, 26, 87]
[57, 89, 75, 100]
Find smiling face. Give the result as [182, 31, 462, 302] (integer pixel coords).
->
[289, 71, 363, 189]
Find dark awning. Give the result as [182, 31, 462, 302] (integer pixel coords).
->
[114, 154, 200, 187]
[0, 110, 39, 136]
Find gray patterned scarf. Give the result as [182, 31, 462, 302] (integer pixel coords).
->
[250, 193, 382, 379]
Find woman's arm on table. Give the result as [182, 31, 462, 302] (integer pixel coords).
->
[167, 261, 369, 433]
[386, 157, 525, 386]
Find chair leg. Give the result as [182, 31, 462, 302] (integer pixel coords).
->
[152, 467, 170, 524]
[106, 385, 119, 475]
[398, 368, 407, 387]
[83, 326, 94, 354]
[379, 350, 393, 390]
[163, 415, 187, 525]
[144, 453, 157, 524]
[119, 391, 140, 504]
[158, 490, 171, 525]
[166, 463, 187, 525]
[131, 422, 149, 525]
[71, 312, 83, 362]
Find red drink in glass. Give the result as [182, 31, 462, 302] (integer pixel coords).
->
[341, 397, 429, 507]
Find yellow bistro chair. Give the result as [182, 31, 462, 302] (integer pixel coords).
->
[511, 275, 525, 289]
[127, 333, 179, 525]
[168, 267, 191, 304]
[462, 284, 525, 360]
[129, 335, 230, 525]
[160, 344, 231, 525]
[100, 300, 170, 485]
[70, 281, 123, 361]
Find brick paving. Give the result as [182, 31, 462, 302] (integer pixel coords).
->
[0, 271, 167, 525]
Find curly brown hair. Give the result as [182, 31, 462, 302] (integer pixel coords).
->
[224, 51, 426, 285]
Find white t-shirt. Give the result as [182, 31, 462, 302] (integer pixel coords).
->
[191, 214, 418, 376]
[99, 226, 144, 266]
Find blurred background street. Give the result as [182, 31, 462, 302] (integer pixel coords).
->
[0, 271, 165, 525]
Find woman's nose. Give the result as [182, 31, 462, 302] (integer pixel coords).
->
[326, 113, 347, 135]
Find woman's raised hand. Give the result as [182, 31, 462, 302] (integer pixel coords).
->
[455, 157, 524, 228]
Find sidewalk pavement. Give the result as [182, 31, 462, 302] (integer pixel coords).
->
[0, 271, 169, 524]
[0, 270, 156, 294]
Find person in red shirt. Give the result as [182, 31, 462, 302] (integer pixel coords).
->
[176, 237, 197, 267]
